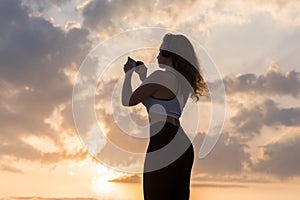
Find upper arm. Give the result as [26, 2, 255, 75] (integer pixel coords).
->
[127, 70, 177, 106]
[127, 71, 161, 106]
[127, 83, 159, 106]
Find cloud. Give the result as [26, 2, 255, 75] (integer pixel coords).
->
[82, 0, 156, 32]
[0, 164, 24, 174]
[108, 174, 141, 183]
[263, 99, 300, 126]
[22, 0, 73, 12]
[224, 67, 300, 97]
[253, 135, 300, 179]
[192, 132, 251, 175]
[0, 0, 91, 168]
[231, 99, 300, 138]
[81, 0, 202, 35]
[1, 0, 299, 184]
[92, 107, 148, 171]
[0, 137, 89, 165]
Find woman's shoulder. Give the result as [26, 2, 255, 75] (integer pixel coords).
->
[141, 70, 177, 92]
[148, 69, 177, 80]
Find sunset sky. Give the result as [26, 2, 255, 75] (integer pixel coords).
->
[1, 0, 300, 199]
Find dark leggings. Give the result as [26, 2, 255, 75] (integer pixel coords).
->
[143, 122, 194, 200]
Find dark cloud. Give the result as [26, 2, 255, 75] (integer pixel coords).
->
[224, 68, 300, 97]
[231, 105, 265, 137]
[0, 0, 91, 167]
[192, 132, 251, 175]
[231, 99, 300, 138]
[81, 0, 200, 33]
[0, 5, 88, 141]
[22, 0, 73, 12]
[264, 99, 300, 126]
[0, 137, 89, 165]
[81, 0, 199, 32]
[82, 0, 156, 32]
[253, 135, 300, 179]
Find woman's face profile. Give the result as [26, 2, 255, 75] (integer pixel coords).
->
[157, 50, 173, 68]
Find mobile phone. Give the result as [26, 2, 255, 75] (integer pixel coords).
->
[128, 57, 137, 67]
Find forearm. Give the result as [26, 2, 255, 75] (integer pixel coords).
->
[121, 71, 133, 106]
[135, 63, 147, 82]
[138, 70, 147, 81]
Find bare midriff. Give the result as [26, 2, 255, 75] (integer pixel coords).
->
[148, 112, 180, 127]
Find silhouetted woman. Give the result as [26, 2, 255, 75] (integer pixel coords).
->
[122, 33, 207, 200]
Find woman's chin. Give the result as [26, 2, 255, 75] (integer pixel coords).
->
[158, 64, 168, 69]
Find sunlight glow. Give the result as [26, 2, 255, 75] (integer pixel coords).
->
[91, 164, 123, 196]
[92, 176, 115, 195]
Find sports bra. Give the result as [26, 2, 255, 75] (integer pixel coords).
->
[142, 68, 186, 119]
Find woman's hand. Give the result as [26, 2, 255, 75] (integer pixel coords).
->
[123, 60, 135, 74]
[135, 61, 147, 81]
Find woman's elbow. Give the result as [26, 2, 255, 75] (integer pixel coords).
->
[121, 98, 137, 107]
[121, 99, 130, 106]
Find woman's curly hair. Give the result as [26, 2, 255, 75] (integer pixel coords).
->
[172, 53, 208, 101]
[161, 34, 208, 101]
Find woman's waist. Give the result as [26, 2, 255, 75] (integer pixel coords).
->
[148, 113, 180, 127]
[148, 120, 193, 153]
